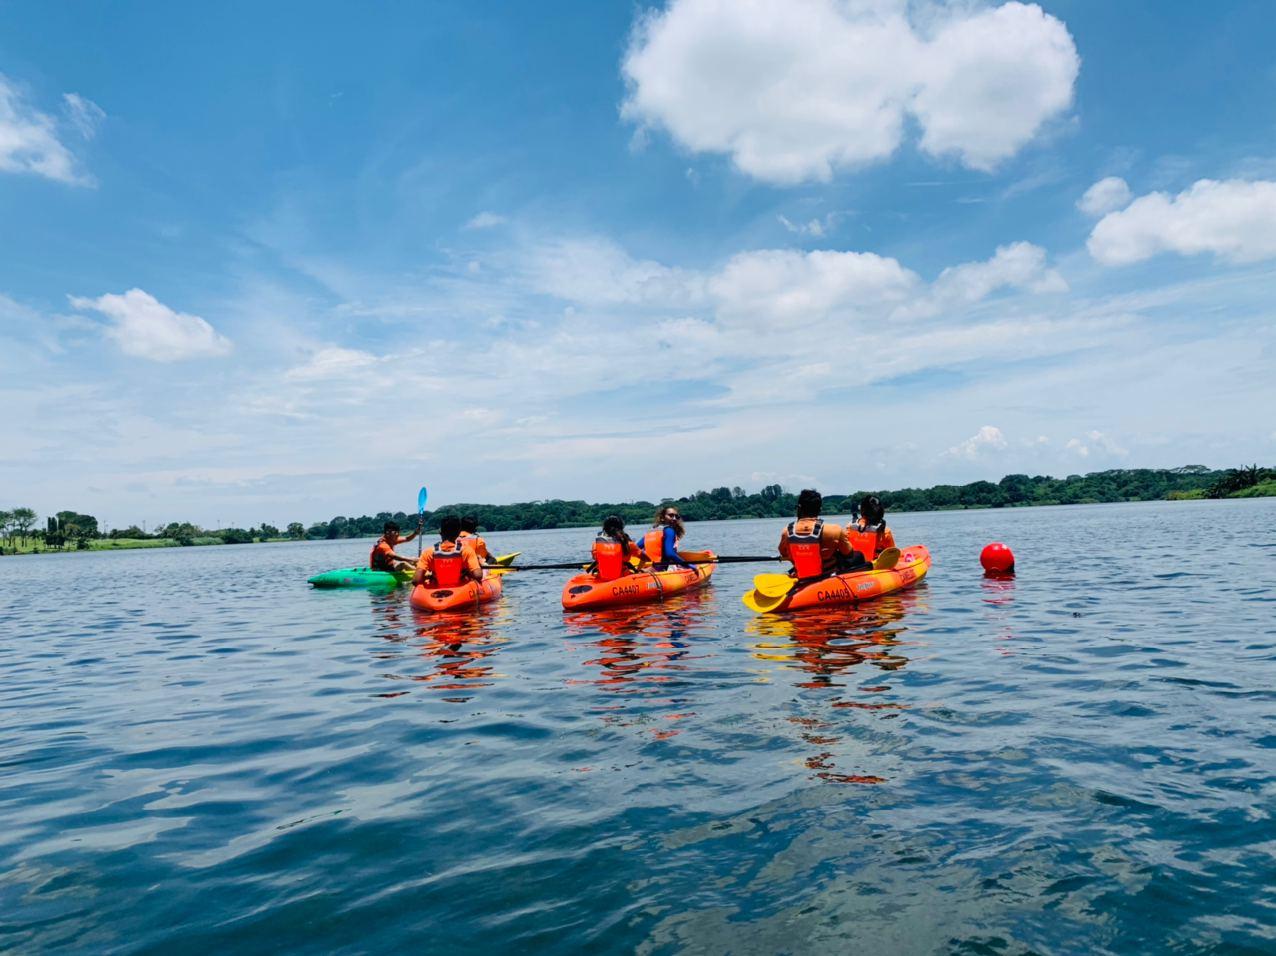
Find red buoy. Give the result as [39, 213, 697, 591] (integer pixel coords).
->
[980, 542, 1015, 576]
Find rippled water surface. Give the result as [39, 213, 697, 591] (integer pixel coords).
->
[3, 499, 1274, 953]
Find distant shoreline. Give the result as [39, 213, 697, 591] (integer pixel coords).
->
[5, 490, 1272, 558]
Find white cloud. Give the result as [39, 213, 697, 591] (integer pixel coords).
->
[0, 74, 96, 185]
[910, 3, 1078, 170]
[284, 346, 378, 381]
[1065, 430, 1127, 458]
[70, 289, 233, 361]
[1077, 176, 1131, 217]
[464, 211, 507, 230]
[1088, 178, 1276, 265]
[709, 248, 920, 327]
[943, 425, 1008, 460]
[524, 237, 705, 306]
[62, 93, 105, 139]
[777, 212, 842, 238]
[929, 241, 1067, 307]
[621, 0, 1078, 184]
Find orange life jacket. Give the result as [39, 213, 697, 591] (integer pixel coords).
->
[847, 525, 881, 562]
[592, 535, 626, 581]
[370, 539, 394, 571]
[786, 519, 827, 579]
[431, 541, 466, 587]
[643, 528, 665, 564]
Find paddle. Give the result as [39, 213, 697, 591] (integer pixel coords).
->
[504, 555, 782, 571]
[485, 552, 521, 576]
[751, 548, 905, 599]
[416, 486, 428, 557]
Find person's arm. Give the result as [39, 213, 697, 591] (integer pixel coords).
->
[829, 523, 852, 556]
[413, 552, 432, 584]
[399, 528, 419, 544]
[778, 529, 791, 559]
[664, 527, 694, 568]
[466, 551, 484, 581]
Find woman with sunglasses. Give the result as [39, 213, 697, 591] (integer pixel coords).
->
[642, 506, 700, 571]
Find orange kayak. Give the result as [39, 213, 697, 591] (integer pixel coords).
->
[410, 574, 503, 613]
[742, 545, 930, 613]
[562, 553, 715, 610]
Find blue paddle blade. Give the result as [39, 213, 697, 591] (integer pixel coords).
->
[417, 487, 428, 513]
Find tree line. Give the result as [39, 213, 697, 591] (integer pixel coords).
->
[3, 464, 1271, 553]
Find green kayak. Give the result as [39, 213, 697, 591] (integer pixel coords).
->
[307, 566, 414, 589]
[307, 552, 520, 589]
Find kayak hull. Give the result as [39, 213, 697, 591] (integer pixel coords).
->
[308, 566, 413, 588]
[743, 545, 930, 614]
[410, 575, 503, 612]
[561, 553, 715, 610]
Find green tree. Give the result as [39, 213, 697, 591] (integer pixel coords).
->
[287, 522, 306, 539]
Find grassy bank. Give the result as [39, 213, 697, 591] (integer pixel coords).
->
[2, 536, 294, 555]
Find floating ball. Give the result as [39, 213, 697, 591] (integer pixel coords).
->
[980, 542, 1015, 576]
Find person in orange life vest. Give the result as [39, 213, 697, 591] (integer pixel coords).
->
[849, 494, 896, 561]
[457, 515, 495, 566]
[642, 506, 696, 571]
[369, 520, 421, 571]
[590, 514, 646, 581]
[778, 489, 862, 580]
[413, 516, 484, 587]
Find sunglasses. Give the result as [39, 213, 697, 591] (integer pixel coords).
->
[666, 513, 681, 519]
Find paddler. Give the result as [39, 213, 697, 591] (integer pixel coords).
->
[370, 520, 421, 572]
[778, 489, 864, 580]
[414, 516, 484, 587]
[458, 515, 495, 566]
[590, 514, 646, 581]
[642, 506, 698, 571]
[849, 494, 897, 561]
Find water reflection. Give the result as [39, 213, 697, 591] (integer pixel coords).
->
[564, 590, 714, 739]
[980, 573, 1018, 650]
[746, 590, 930, 784]
[369, 594, 513, 703]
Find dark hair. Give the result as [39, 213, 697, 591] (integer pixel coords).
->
[383, 521, 400, 536]
[460, 515, 478, 534]
[601, 514, 633, 551]
[860, 495, 885, 525]
[654, 505, 685, 538]
[796, 489, 822, 518]
[439, 516, 462, 540]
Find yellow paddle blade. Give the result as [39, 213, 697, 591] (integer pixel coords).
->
[742, 588, 789, 614]
[753, 573, 796, 598]
[495, 552, 520, 566]
[873, 547, 901, 570]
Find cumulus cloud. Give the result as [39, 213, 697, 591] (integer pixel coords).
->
[1077, 176, 1131, 217]
[0, 74, 97, 185]
[709, 248, 920, 327]
[929, 241, 1067, 306]
[943, 425, 1008, 460]
[1088, 178, 1276, 265]
[621, 0, 1078, 183]
[70, 289, 233, 361]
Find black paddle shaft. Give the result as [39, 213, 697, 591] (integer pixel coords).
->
[506, 555, 782, 571]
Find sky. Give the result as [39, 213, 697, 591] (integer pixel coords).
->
[1, 0, 1274, 529]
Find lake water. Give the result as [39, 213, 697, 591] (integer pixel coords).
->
[2, 499, 1274, 953]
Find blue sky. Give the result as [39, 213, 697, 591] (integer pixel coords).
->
[2, 0, 1274, 528]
